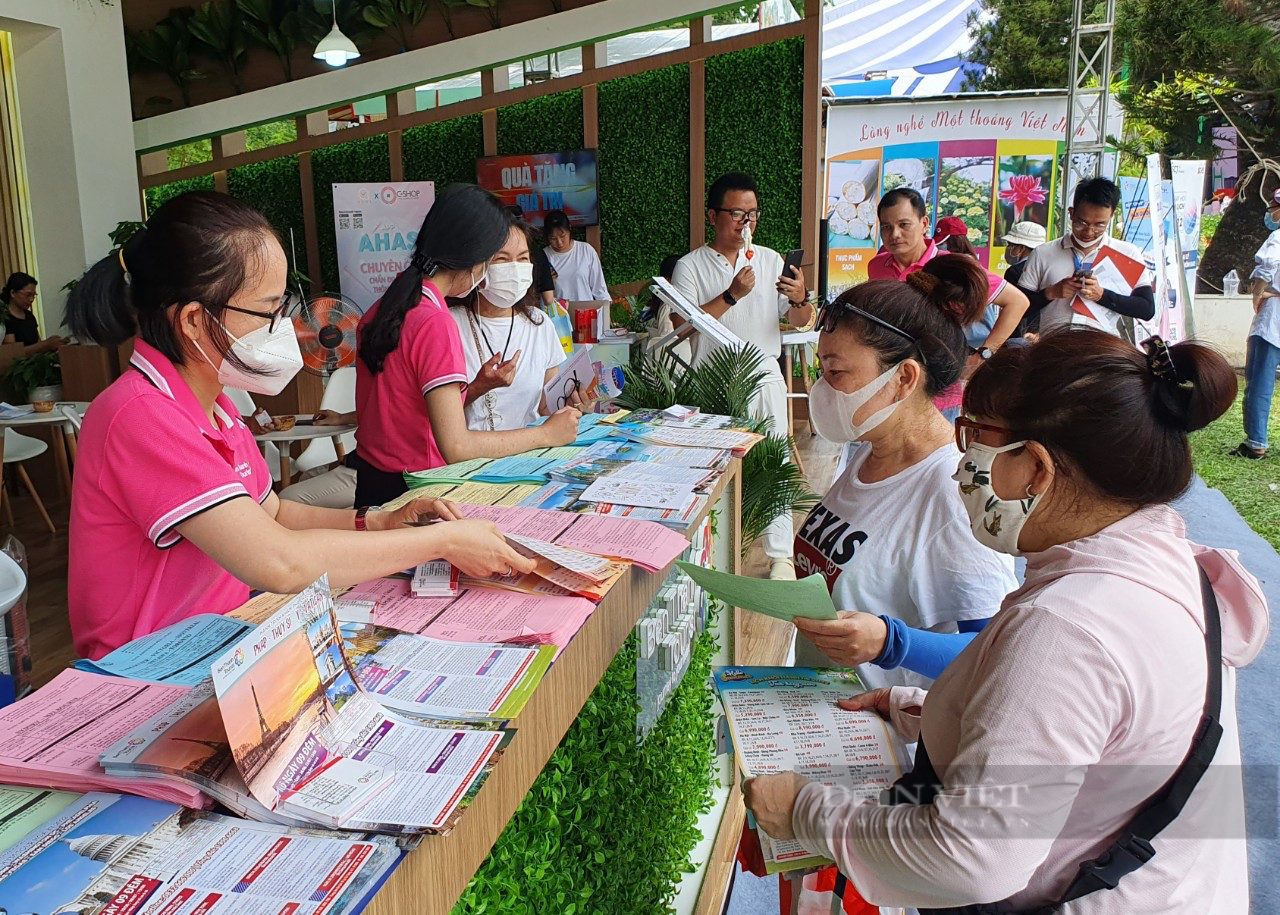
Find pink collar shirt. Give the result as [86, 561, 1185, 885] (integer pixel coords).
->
[69, 339, 271, 660]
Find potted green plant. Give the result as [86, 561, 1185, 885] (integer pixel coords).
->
[4, 352, 63, 411]
[617, 345, 817, 552]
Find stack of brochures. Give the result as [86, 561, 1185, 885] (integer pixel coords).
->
[0, 790, 402, 915]
[411, 561, 459, 598]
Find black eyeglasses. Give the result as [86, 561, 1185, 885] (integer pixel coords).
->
[817, 299, 917, 346]
[223, 290, 301, 333]
[556, 375, 582, 410]
[712, 208, 761, 223]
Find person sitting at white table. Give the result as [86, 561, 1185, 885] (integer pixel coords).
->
[542, 209, 609, 303]
[64, 190, 535, 659]
[450, 214, 569, 431]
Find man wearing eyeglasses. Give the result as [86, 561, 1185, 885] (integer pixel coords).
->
[1015, 177, 1154, 337]
[671, 172, 812, 580]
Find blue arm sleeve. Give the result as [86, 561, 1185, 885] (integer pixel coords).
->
[873, 616, 991, 680]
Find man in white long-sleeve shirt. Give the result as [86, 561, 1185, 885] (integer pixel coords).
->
[1234, 187, 1280, 459]
[671, 172, 812, 579]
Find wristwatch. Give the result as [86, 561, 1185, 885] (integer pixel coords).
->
[973, 346, 994, 361]
[354, 505, 379, 531]
[722, 289, 738, 307]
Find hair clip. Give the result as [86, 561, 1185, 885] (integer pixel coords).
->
[410, 251, 437, 276]
[1141, 336, 1182, 383]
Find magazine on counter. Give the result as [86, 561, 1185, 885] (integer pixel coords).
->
[0, 790, 401, 915]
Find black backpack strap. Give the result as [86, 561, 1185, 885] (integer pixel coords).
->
[1044, 565, 1223, 909]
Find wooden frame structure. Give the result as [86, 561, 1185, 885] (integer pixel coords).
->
[135, 9, 825, 295]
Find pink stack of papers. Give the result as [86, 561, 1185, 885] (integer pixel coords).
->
[455, 503, 691, 572]
[0, 669, 210, 808]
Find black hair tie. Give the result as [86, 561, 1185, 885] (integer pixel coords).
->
[410, 251, 437, 276]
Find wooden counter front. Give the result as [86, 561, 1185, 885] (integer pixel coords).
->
[363, 461, 741, 915]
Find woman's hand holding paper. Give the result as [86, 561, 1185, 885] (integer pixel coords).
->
[792, 611, 889, 666]
[743, 771, 811, 841]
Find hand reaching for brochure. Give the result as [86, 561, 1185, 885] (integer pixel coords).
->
[792, 611, 889, 666]
[373, 498, 464, 531]
[436, 519, 537, 579]
[744, 770, 811, 842]
[542, 406, 581, 447]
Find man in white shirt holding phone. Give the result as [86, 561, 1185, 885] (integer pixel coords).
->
[672, 172, 812, 579]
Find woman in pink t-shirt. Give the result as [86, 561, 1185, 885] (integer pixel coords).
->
[354, 184, 579, 507]
[64, 191, 535, 659]
[746, 331, 1267, 912]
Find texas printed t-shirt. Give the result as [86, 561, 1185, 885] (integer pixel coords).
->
[793, 443, 1017, 689]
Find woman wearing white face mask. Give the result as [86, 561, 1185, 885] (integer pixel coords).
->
[449, 217, 570, 431]
[746, 330, 1265, 914]
[355, 184, 579, 507]
[792, 255, 1017, 690]
[64, 191, 536, 660]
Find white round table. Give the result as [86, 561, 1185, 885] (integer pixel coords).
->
[252, 416, 357, 489]
[0, 401, 91, 499]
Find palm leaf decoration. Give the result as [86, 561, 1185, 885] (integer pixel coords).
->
[617, 345, 817, 555]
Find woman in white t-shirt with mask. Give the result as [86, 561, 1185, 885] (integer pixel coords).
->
[449, 217, 569, 431]
[793, 255, 1017, 690]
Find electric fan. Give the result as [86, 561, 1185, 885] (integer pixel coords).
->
[294, 292, 361, 377]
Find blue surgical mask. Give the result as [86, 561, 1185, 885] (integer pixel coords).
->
[1265, 211, 1280, 231]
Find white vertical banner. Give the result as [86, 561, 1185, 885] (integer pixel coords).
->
[332, 182, 436, 312]
[1169, 160, 1207, 307]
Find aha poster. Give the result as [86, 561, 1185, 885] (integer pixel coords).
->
[332, 181, 436, 312]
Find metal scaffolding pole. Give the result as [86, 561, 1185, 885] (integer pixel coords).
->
[1061, 0, 1118, 229]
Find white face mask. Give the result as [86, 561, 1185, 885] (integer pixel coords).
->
[480, 262, 534, 310]
[195, 316, 304, 397]
[808, 363, 904, 443]
[952, 441, 1043, 556]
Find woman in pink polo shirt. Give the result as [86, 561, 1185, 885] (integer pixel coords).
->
[353, 183, 579, 508]
[64, 191, 534, 660]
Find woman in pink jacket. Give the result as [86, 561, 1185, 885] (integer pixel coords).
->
[746, 328, 1270, 913]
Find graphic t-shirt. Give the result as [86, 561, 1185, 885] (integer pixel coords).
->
[793, 443, 1017, 689]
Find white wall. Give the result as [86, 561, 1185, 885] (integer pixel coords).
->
[1194, 295, 1253, 368]
[0, 0, 139, 332]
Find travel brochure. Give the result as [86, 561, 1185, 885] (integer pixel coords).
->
[0, 791, 401, 915]
[209, 579, 510, 833]
[712, 667, 908, 874]
[0, 427, 723, 899]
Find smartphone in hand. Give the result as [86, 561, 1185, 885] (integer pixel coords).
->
[781, 248, 805, 281]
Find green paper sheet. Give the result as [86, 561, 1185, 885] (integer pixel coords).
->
[675, 561, 838, 621]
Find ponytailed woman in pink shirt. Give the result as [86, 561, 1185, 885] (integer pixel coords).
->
[746, 329, 1269, 913]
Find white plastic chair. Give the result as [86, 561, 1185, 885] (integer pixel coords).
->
[293, 367, 357, 477]
[0, 549, 25, 617]
[2, 429, 54, 534]
[224, 387, 282, 483]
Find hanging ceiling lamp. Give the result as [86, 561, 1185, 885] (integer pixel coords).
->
[314, 1, 360, 68]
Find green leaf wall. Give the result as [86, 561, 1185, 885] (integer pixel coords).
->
[226, 156, 304, 248]
[496, 90, 585, 155]
[453, 617, 719, 915]
[705, 37, 805, 256]
[403, 114, 486, 187]
[598, 65, 691, 284]
[143, 175, 216, 217]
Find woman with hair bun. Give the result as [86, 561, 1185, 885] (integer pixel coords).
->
[748, 329, 1268, 913]
[790, 254, 1017, 689]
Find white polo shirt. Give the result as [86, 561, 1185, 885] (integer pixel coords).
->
[671, 244, 792, 365]
[1017, 234, 1152, 336]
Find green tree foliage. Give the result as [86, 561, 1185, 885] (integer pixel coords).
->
[237, 0, 307, 80]
[188, 0, 249, 95]
[127, 8, 206, 110]
[362, 0, 431, 52]
[967, 0, 1280, 287]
